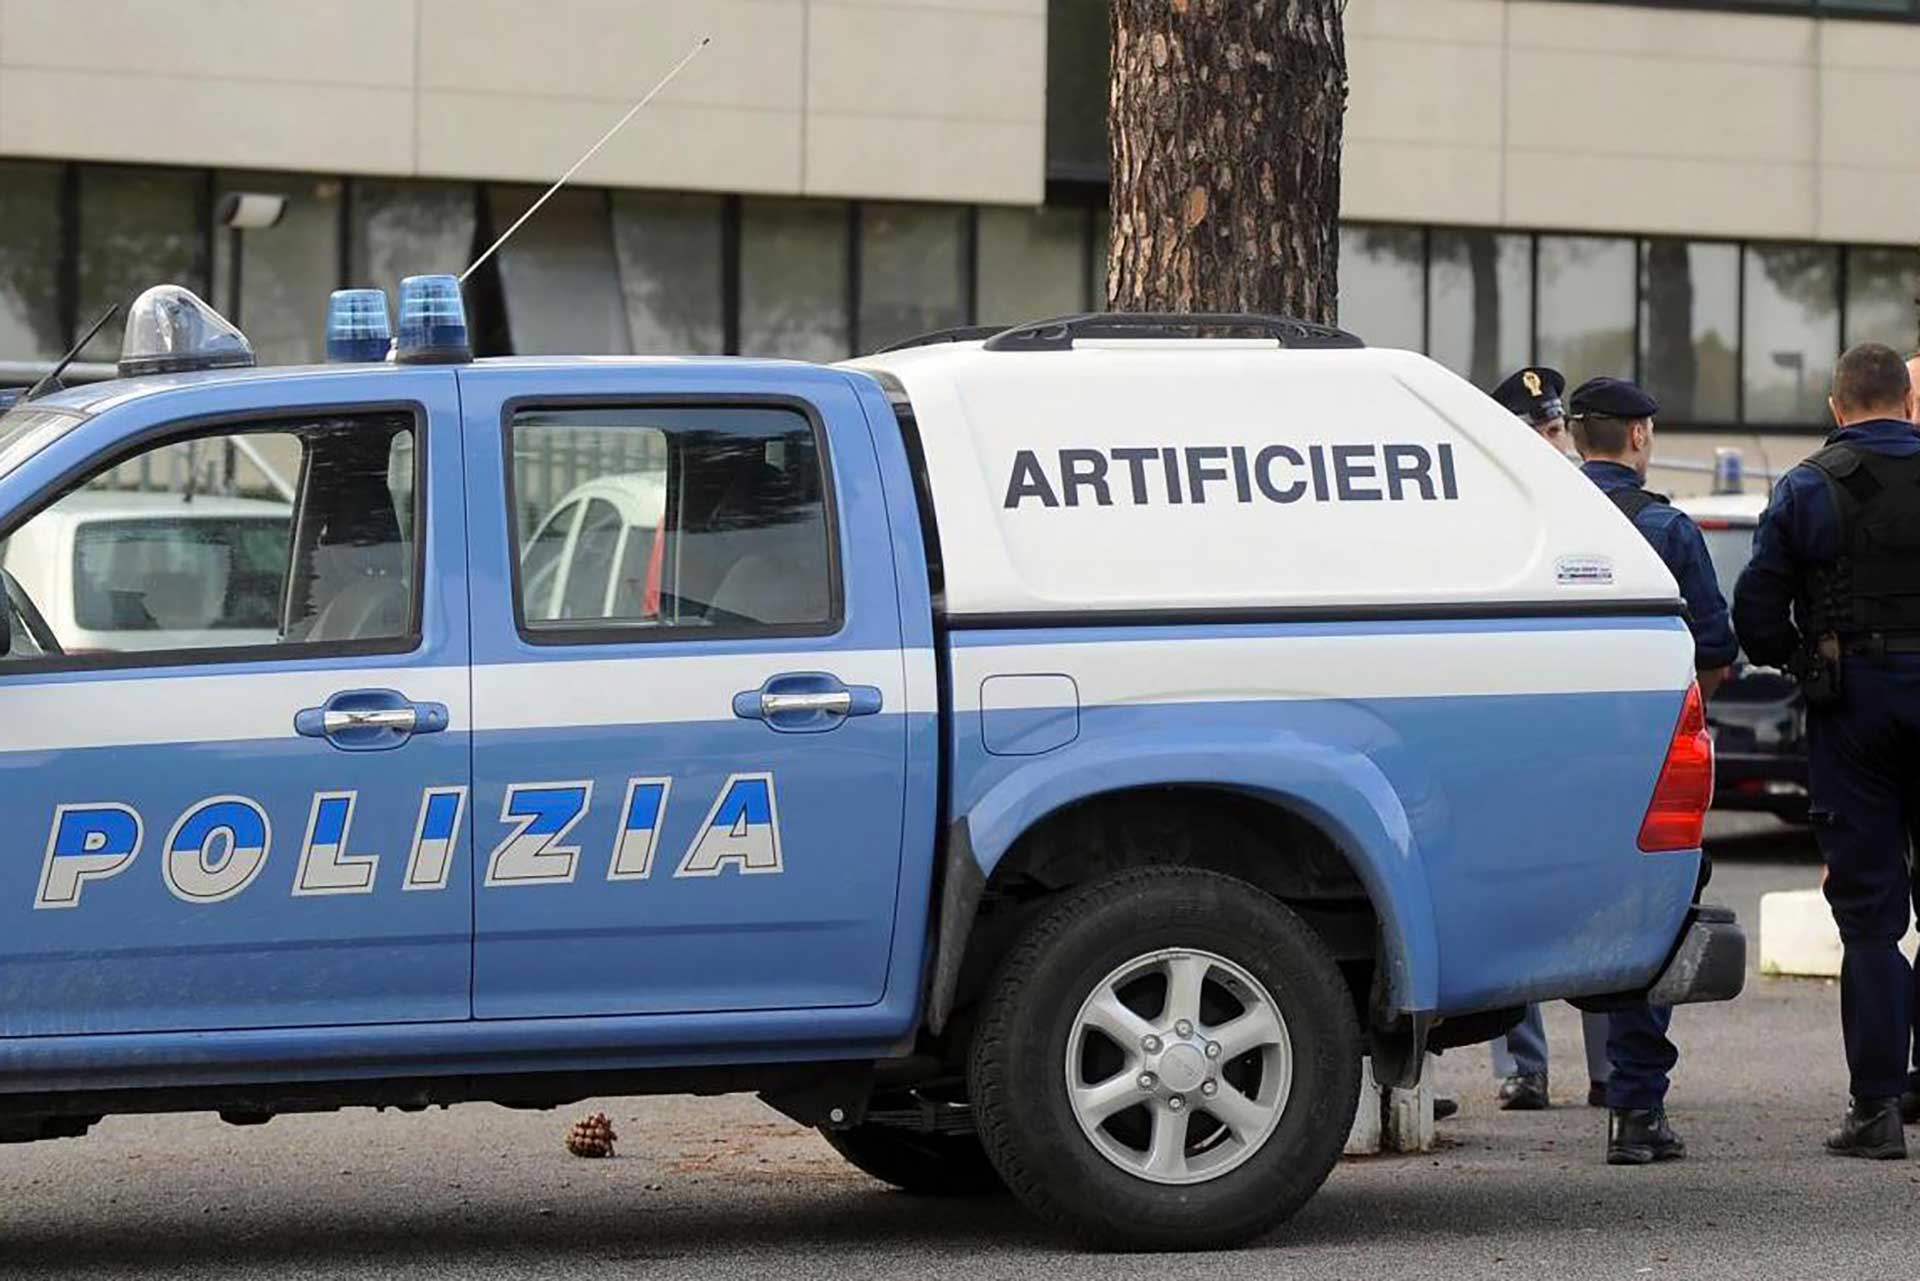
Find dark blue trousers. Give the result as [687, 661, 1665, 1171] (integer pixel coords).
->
[1606, 1003, 1676, 1111]
[1806, 658, 1920, 1103]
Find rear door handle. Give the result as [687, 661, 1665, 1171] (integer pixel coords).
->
[296, 688, 449, 751]
[733, 673, 882, 733]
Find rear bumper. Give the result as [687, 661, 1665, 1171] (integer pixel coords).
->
[1647, 904, 1746, 1006]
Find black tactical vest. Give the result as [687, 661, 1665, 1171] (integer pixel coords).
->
[1607, 486, 1664, 524]
[1799, 443, 1920, 638]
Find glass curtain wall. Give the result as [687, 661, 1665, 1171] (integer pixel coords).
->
[0, 161, 65, 362]
[1537, 235, 1636, 387]
[349, 179, 477, 307]
[489, 187, 631, 356]
[739, 198, 851, 362]
[1337, 225, 1425, 352]
[76, 167, 208, 362]
[610, 192, 726, 355]
[978, 206, 1086, 327]
[1640, 239, 1739, 423]
[211, 172, 343, 366]
[1427, 229, 1531, 389]
[1844, 246, 1919, 353]
[858, 203, 968, 351]
[1743, 244, 1840, 426]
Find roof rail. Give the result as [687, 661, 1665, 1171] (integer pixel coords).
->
[980, 312, 1363, 353]
[875, 325, 1011, 354]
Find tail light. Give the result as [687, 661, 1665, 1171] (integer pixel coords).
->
[1638, 682, 1714, 852]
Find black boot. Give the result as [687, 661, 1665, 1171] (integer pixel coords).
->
[1826, 1098, 1907, 1159]
[1902, 1078, 1920, 1126]
[1498, 1073, 1550, 1111]
[1607, 1108, 1686, 1165]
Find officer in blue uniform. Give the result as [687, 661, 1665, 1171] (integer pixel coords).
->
[1570, 375, 1736, 1164]
[1734, 342, 1920, 1160]
[1484, 365, 1615, 1114]
[1491, 366, 1575, 460]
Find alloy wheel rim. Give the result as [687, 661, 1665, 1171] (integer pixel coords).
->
[1063, 947, 1293, 1186]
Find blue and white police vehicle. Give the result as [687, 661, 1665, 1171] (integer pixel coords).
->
[0, 288, 1743, 1250]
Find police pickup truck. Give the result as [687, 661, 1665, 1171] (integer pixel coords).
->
[0, 287, 1743, 1251]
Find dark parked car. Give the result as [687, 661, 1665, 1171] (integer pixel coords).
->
[1676, 493, 1808, 823]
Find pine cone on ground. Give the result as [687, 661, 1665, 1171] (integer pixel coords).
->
[565, 1111, 618, 1158]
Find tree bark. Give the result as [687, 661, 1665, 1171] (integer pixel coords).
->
[1107, 0, 1348, 323]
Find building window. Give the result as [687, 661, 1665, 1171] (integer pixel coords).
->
[978, 206, 1086, 327]
[1046, 0, 1109, 182]
[1640, 239, 1739, 423]
[489, 187, 630, 356]
[349, 179, 477, 308]
[0, 161, 65, 362]
[76, 167, 209, 362]
[1427, 230, 1530, 389]
[1537, 235, 1635, 388]
[611, 192, 725, 356]
[858, 203, 969, 353]
[211, 172, 343, 367]
[1844, 246, 1918, 355]
[1743, 244, 1840, 426]
[1338, 225, 1425, 352]
[739, 198, 850, 362]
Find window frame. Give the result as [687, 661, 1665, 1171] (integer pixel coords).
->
[0, 401, 430, 676]
[499, 394, 846, 649]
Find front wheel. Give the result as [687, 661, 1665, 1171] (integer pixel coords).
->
[969, 867, 1361, 1251]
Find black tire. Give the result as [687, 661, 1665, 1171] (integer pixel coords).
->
[821, 1123, 1006, 1196]
[969, 866, 1361, 1251]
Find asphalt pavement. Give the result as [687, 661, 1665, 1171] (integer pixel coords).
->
[5, 815, 1913, 1281]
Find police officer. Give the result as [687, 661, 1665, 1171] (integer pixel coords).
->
[1734, 343, 1920, 1159]
[1484, 365, 1614, 1113]
[1491, 366, 1574, 458]
[1570, 375, 1736, 1164]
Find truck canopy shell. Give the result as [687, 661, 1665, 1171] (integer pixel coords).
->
[847, 342, 1679, 621]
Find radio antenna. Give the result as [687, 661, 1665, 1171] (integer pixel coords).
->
[461, 35, 712, 283]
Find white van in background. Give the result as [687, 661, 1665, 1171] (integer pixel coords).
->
[0, 490, 291, 653]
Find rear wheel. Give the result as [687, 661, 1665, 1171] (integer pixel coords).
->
[969, 866, 1360, 1251]
[821, 1124, 1004, 1196]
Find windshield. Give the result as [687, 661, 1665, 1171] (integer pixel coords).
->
[1698, 524, 1755, 606]
[72, 517, 291, 632]
[0, 407, 88, 484]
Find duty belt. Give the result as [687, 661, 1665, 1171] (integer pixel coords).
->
[1838, 632, 1920, 657]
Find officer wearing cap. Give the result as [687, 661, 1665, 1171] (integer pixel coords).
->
[1734, 343, 1920, 1160]
[1484, 365, 1613, 1115]
[1491, 366, 1573, 457]
[1571, 374, 1735, 1165]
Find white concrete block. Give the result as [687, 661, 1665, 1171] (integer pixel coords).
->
[1345, 1058, 1381, 1156]
[1385, 1056, 1437, 1153]
[1759, 887, 1919, 979]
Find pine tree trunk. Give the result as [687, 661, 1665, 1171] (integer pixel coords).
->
[1107, 0, 1348, 323]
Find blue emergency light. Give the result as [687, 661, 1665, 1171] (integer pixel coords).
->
[394, 275, 471, 365]
[325, 289, 392, 363]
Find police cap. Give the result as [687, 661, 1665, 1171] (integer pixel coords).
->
[1569, 376, 1660, 421]
[1490, 367, 1566, 425]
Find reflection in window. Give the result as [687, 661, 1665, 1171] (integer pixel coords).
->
[512, 406, 832, 632]
[1744, 244, 1839, 425]
[978, 206, 1086, 327]
[611, 192, 724, 355]
[349, 179, 477, 309]
[859, 203, 968, 352]
[1337, 225, 1423, 351]
[1537, 236, 1635, 387]
[211, 172, 342, 366]
[1844, 247, 1918, 354]
[76, 167, 208, 362]
[0, 161, 66, 361]
[1428, 230, 1530, 388]
[490, 187, 630, 356]
[1640, 240, 1739, 422]
[739, 198, 850, 361]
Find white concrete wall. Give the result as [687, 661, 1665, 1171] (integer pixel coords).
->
[0, 0, 1047, 204]
[1344, 0, 1920, 245]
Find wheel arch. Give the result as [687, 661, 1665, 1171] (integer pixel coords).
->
[927, 737, 1440, 1038]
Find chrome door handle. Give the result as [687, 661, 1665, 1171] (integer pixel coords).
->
[322, 706, 418, 735]
[760, 691, 852, 717]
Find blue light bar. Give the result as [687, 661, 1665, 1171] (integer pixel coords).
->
[326, 289, 392, 363]
[394, 274, 471, 365]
